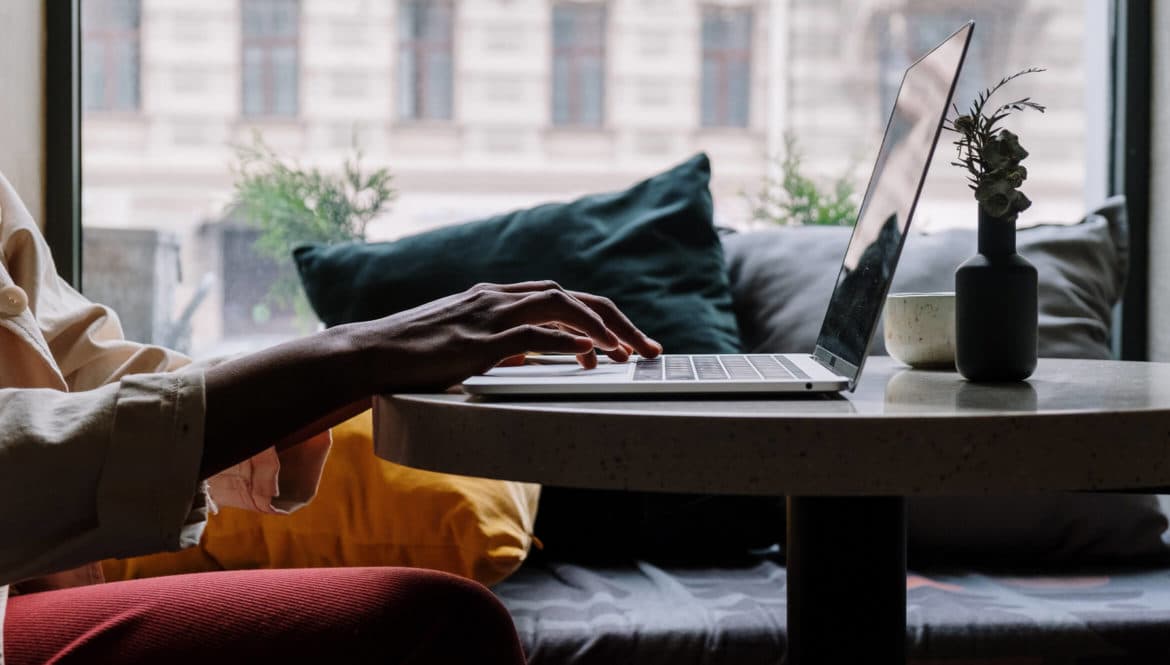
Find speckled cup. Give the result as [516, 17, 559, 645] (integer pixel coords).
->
[883, 292, 956, 369]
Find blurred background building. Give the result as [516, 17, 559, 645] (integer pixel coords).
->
[80, 0, 1099, 356]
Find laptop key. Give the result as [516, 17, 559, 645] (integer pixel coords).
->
[747, 355, 794, 379]
[720, 355, 762, 380]
[664, 356, 696, 381]
[774, 355, 810, 380]
[633, 357, 664, 381]
[693, 355, 729, 380]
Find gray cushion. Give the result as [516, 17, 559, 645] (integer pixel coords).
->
[723, 197, 1127, 360]
[721, 198, 1170, 565]
[498, 557, 1170, 664]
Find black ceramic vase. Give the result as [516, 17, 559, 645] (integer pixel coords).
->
[955, 209, 1038, 381]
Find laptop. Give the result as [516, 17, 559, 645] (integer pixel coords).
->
[464, 22, 974, 397]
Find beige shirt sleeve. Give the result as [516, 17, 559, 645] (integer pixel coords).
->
[0, 371, 207, 586]
[0, 172, 330, 518]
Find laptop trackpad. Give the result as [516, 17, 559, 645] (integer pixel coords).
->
[482, 361, 630, 380]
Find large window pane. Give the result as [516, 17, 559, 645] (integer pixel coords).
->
[272, 47, 299, 116]
[242, 47, 266, 116]
[80, 1, 1101, 359]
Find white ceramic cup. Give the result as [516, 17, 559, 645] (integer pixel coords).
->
[883, 292, 956, 369]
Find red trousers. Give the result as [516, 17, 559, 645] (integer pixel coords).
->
[5, 567, 526, 664]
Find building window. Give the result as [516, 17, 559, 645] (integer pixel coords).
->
[82, 0, 141, 112]
[551, 3, 606, 127]
[700, 6, 752, 128]
[398, 0, 455, 121]
[241, 0, 300, 117]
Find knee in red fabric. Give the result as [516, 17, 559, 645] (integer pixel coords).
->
[331, 567, 527, 664]
[6, 567, 525, 665]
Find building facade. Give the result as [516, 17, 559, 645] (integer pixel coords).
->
[81, 0, 1090, 354]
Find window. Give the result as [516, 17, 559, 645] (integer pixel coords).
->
[241, 0, 300, 117]
[701, 6, 752, 128]
[72, 1, 1105, 359]
[398, 0, 455, 121]
[82, 0, 140, 112]
[551, 3, 606, 127]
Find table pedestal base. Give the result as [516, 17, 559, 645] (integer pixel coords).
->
[786, 496, 907, 665]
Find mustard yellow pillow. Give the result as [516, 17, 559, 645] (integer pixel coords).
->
[104, 411, 540, 587]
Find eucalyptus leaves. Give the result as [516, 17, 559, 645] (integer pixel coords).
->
[944, 68, 1046, 220]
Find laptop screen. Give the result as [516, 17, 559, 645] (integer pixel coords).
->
[813, 22, 972, 388]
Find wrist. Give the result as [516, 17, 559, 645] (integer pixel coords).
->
[328, 320, 381, 398]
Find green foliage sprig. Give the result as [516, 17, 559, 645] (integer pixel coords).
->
[230, 133, 396, 325]
[746, 134, 859, 227]
[943, 68, 1046, 220]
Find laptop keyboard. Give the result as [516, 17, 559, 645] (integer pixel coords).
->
[633, 355, 810, 382]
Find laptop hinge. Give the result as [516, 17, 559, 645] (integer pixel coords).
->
[811, 354, 848, 378]
[811, 347, 860, 384]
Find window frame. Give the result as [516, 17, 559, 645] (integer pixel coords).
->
[1111, 0, 1152, 360]
[80, 0, 142, 114]
[550, 2, 608, 129]
[699, 4, 753, 129]
[46, 0, 82, 288]
[397, 0, 456, 123]
[239, 0, 302, 119]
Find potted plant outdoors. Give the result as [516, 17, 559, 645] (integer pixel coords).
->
[744, 134, 859, 227]
[944, 68, 1046, 381]
[230, 134, 396, 330]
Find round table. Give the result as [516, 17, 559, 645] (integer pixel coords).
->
[373, 357, 1170, 665]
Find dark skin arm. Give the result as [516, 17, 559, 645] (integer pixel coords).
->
[200, 281, 661, 478]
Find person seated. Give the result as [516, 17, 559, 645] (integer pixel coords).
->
[0, 171, 661, 665]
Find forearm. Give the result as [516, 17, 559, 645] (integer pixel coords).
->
[200, 325, 371, 478]
[199, 283, 663, 479]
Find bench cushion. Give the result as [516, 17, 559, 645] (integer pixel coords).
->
[497, 558, 1170, 664]
[722, 198, 1127, 361]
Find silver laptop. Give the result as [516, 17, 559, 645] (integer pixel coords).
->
[464, 22, 973, 397]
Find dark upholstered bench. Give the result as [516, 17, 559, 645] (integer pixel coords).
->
[498, 558, 1170, 664]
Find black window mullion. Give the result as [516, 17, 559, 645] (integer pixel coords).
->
[1111, 0, 1152, 360]
[45, 0, 83, 290]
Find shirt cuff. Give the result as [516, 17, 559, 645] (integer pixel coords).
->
[97, 370, 208, 558]
[206, 430, 332, 515]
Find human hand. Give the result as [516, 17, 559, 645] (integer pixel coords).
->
[344, 281, 662, 392]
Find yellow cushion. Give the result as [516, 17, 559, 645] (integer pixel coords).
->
[103, 411, 540, 587]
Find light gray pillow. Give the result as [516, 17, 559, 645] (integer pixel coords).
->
[722, 197, 1127, 360]
[723, 198, 1170, 565]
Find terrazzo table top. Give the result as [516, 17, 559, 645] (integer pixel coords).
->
[373, 356, 1170, 495]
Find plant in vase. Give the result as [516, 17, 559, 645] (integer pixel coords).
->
[944, 68, 1046, 381]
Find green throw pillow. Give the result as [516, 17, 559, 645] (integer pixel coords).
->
[292, 153, 741, 355]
